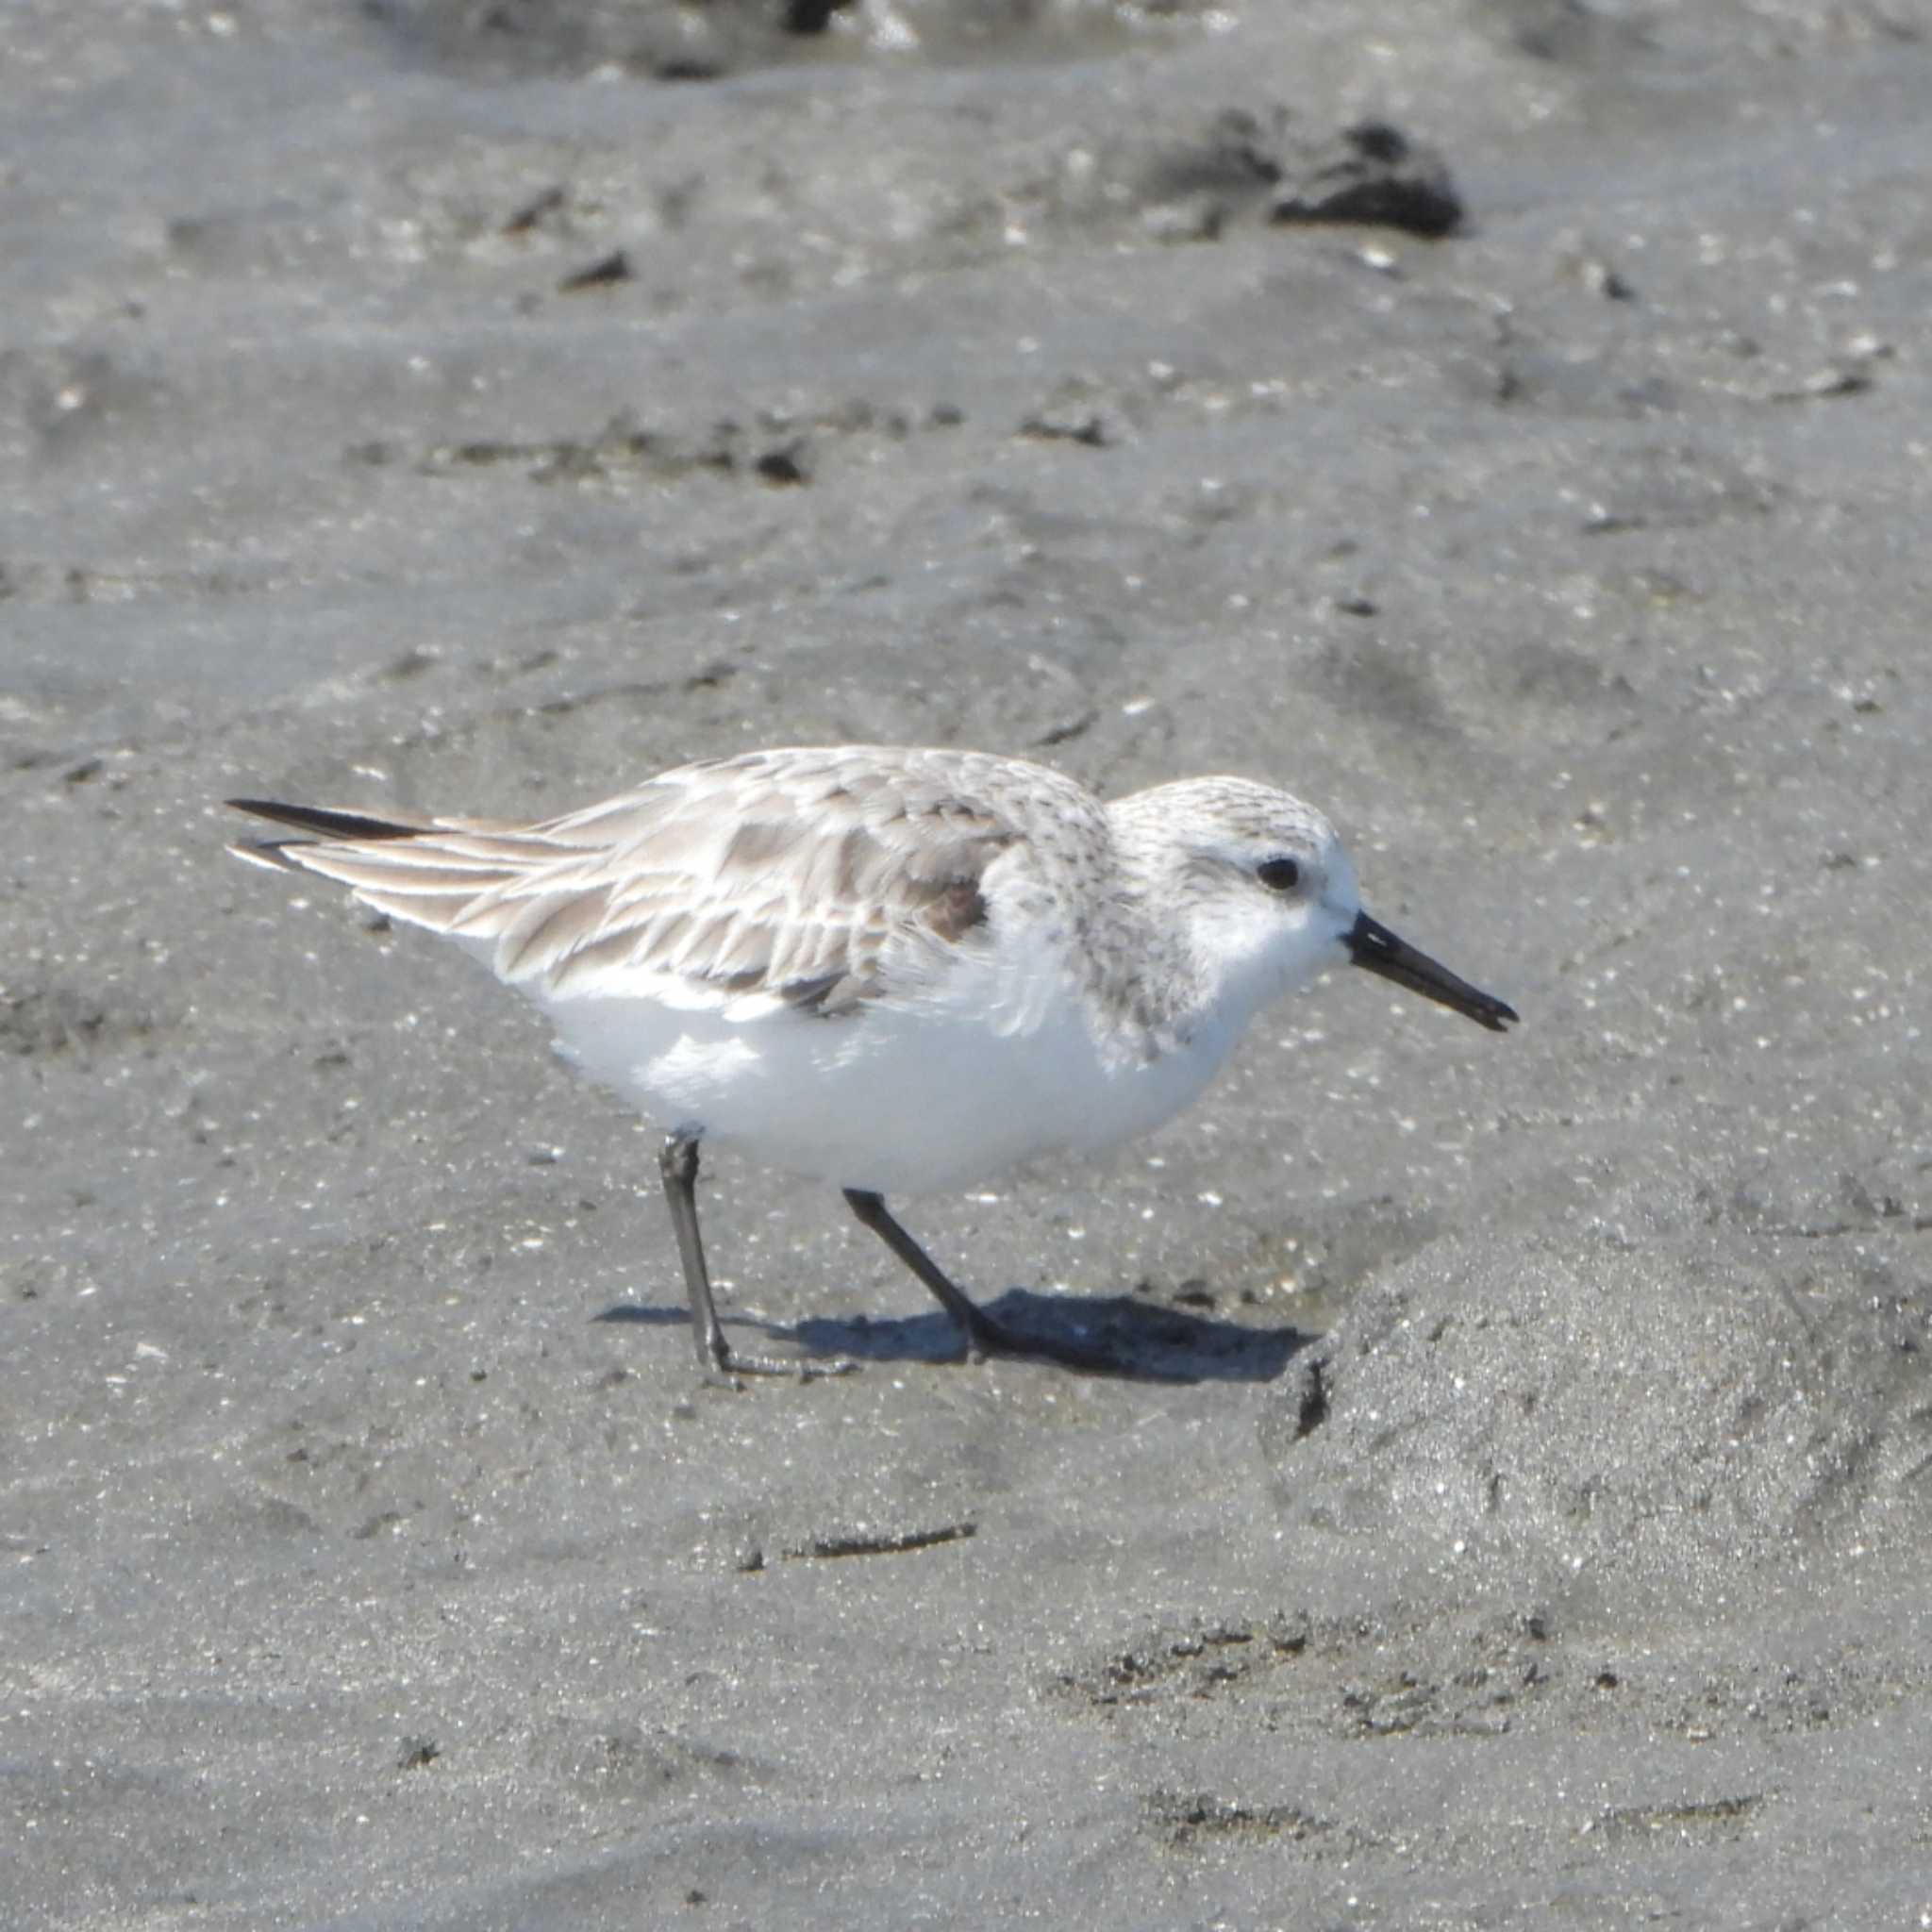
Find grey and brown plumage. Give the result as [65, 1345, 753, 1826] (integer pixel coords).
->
[230, 744, 1516, 1379]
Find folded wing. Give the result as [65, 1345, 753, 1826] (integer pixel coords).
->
[227, 747, 1053, 1018]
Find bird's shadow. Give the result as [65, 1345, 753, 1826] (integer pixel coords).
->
[596, 1288, 1307, 1385]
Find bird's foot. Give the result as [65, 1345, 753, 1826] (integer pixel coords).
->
[702, 1344, 858, 1389]
[957, 1311, 1124, 1374]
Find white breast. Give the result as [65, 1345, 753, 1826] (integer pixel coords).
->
[527, 923, 1241, 1195]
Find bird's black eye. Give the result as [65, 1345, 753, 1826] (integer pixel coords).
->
[1257, 858, 1301, 892]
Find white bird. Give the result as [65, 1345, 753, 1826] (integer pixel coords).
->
[229, 744, 1516, 1378]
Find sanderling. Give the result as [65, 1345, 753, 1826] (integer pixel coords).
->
[229, 744, 1516, 1378]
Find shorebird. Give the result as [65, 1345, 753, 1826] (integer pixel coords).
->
[229, 745, 1516, 1378]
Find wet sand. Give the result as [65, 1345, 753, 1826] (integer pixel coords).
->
[5, 2, 1930, 1924]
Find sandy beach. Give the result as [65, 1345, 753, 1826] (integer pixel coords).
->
[5, 2, 1930, 1924]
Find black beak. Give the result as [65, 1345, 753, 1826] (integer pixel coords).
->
[1346, 910, 1519, 1033]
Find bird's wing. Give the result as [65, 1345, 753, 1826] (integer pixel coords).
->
[229, 746, 1094, 1017]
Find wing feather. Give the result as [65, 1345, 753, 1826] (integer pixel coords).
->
[227, 747, 1100, 1016]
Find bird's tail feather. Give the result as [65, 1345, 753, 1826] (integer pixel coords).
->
[224, 796, 546, 940]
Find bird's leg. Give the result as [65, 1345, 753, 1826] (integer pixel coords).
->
[658, 1130, 734, 1377]
[842, 1188, 994, 1352]
[658, 1132, 851, 1383]
[842, 1189, 1120, 1371]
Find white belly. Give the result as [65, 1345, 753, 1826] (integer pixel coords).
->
[532, 974, 1238, 1195]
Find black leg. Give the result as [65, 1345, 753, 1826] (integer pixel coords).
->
[658, 1132, 851, 1383]
[658, 1131, 727, 1375]
[842, 1189, 1120, 1371]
